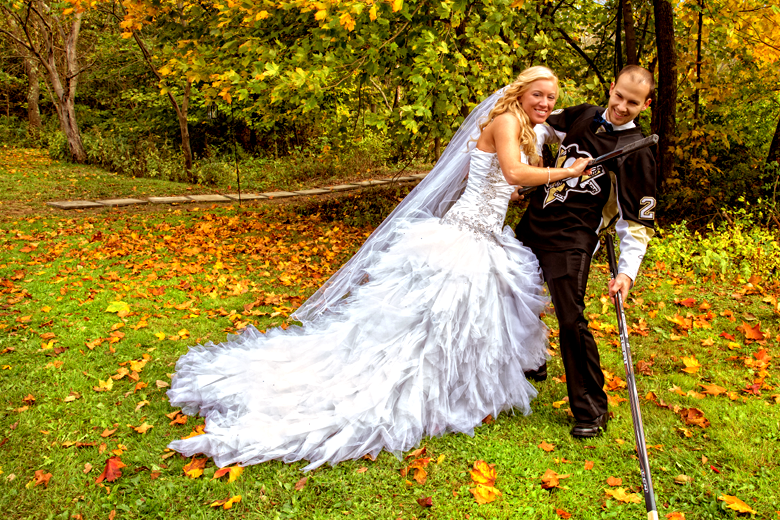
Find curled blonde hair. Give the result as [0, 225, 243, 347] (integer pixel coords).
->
[479, 66, 559, 165]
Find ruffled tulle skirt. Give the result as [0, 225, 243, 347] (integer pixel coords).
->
[167, 217, 548, 470]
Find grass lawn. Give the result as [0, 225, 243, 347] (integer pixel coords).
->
[1, 150, 779, 519]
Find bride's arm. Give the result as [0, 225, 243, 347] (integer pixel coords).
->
[485, 114, 589, 186]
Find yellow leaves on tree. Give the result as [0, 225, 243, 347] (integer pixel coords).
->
[718, 494, 758, 514]
[469, 460, 501, 504]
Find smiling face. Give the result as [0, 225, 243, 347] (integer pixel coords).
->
[519, 79, 558, 125]
[606, 74, 652, 126]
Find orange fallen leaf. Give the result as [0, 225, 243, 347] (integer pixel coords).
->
[469, 484, 501, 504]
[606, 476, 623, 486]
[132, 422, 153, 434]
[537, 441, 555, 452]
[584, 460, 594, 470]
[679, 407, 710, 428]
[699, 383, 727, 396]
[556, 509, 572, 519]
[32, 469, 52, 487]
[665, 512, 686, 520]
[540, 469, 569, 489]
[718, 494, 758, 514]
[295, 477, 307, 490]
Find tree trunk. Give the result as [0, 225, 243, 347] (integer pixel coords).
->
[768, 116, 780, 165]
[24, 56, 41, 135]
[693, 0, 704, 122]
[622, 0, 639, 65]
[178, 80, 193, 174]
[616, 0, 624, 77]
[652, 0, 677, 184]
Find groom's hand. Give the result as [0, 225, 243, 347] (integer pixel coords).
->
[608, 273, 632, 304]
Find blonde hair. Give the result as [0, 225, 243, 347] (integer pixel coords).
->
[479, 66, 559, 164]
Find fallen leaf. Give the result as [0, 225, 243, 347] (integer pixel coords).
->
[95, 457, 126, 484]
[584, 460, 594, 470]
[699, 383, 727, 396]
[469, 484, 501, 504]
[665, 512, 686, 520]
[132, 422, 153, 434]
[183, 457, 207, 479]
[295, 477, 307, 490]
[606, 476, 623, 486]
[210, 495, 241, 510]
[718, 494, 757, 514]
[540, 469, 569, 489]
[674, 474, 693, 485]
[83, 463, 93, 474]
[416, 496, 433, 508]
[679, 407, 710, 428]
[681, 356, 701, 374]
[604, 487, 642, 503]
[556, 509, 572, 519]
[32, 469, 52, 487]
[537, 441, 555, 452]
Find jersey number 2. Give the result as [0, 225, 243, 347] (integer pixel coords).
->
[639, 197, 656, 219]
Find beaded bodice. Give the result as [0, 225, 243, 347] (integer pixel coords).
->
[441, 149, 518, 242]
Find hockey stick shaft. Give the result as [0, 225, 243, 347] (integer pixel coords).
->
[605, 236, 658, 520]
[515, 134, 659, 196]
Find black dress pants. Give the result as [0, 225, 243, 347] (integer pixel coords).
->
[532, 247, 607, 423]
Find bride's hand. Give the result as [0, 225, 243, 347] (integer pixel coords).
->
[567, 158, 592, 177]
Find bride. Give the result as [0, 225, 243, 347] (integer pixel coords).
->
[167, 66, 590, 471]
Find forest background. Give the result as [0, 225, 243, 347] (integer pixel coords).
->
[0, 0, 779, 222]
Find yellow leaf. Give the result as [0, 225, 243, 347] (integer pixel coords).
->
[93, 378, 114, 392]
[314, 9, 327, 20]
[392, 0, 403, 12]
[511, 0, 524, 7]
[717, 494, 757, 514]
[469, 483, 501, 504]
[681, 356, 700, 374]
[63, 7, 74, 14]
[154, 332, 166, 340]
[469, 460, 497, 486]
[132, 422, 153, 434]
[604, 487, 642, 503]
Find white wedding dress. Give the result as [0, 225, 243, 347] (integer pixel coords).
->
[168, 149, 549, 470]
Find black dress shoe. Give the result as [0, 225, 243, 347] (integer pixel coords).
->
[570, 413, 608, 438]
[524, 362, 547, 382]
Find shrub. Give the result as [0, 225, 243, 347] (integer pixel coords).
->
[647, 199, 780, 281]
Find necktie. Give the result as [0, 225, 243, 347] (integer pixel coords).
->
[593, 113, 613, 134]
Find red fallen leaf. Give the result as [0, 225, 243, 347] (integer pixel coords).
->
[556, 509, 573, 519]
[719, 332, 736, 341]
[482, 414, 494, 424]
[676, 298, 696, 307]
[33, 469, 52, 487]
[743, 383, 762, 395]
[416, 496, 433, 508]
[295, 477, 307, 491]
[95, 457, 126, 483]
[710, 465, 721, 474]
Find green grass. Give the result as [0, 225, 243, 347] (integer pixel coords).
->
[1, 156, 779, 519]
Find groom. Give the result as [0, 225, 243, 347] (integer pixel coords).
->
[515, 65, 657, 438]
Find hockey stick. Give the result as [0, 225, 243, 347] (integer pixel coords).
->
[515, 134, 659, 196]
[605, 234, 659, 520]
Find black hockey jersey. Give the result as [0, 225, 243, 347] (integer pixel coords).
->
[515, 104, 657, 281]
